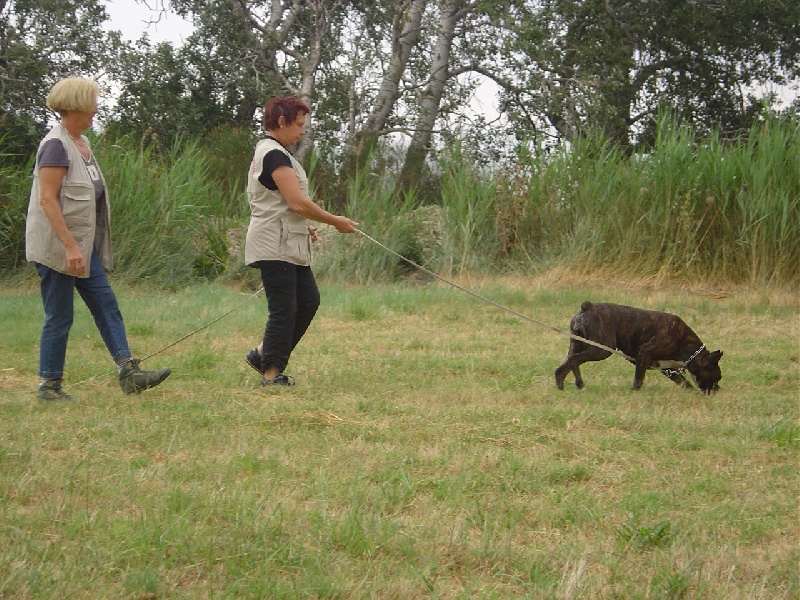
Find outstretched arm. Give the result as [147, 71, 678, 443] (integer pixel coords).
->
[272, 165, 358, 233]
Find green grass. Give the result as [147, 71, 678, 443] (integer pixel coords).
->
[0, 277, 797, 598]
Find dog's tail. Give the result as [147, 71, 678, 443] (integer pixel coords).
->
[580, 301, 593, 312]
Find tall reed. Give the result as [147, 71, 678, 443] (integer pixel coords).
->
[313, 154, 436, 282]
[449, 114, 799, 286]
[1, 115, 796, 289]
[438, 142, 499, 274]
[0, 155, 33, 274]
[102, 136, 236, 287]
[314, 116, 797, 288]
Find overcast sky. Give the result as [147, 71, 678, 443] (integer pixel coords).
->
[105, 1, 193, 44]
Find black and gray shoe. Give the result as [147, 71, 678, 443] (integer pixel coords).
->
[37, 379, 73, 401]
[119, 359, 171, 394]
[245, 347, 264, 374]
[261, 374, 295, 387]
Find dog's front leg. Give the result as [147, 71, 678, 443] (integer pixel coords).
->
[632, 347, 656, 390]
[661, 368, 693, 389]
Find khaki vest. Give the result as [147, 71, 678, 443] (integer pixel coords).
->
[244, 138, 312, 266]
[25, 124, 112, 276]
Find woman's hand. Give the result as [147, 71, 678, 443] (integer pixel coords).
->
[332, 216, 358, 234]
[272, 165, 358, 234]
[65, 245, 86, 275]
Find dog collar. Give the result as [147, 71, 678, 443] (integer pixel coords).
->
[684, 344, 706, 367]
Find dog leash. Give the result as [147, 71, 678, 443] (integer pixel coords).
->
[354, 229, 635, 362]
[59, 228, 632, 395]
[64, 286, 266, 390]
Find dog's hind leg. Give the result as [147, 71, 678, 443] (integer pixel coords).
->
[571, 364, 584, 389]
[555, 337, 586, 389]
[555, 309, 615, 389]
[555, 356, 585, 389]
[555, 345, 612, 390]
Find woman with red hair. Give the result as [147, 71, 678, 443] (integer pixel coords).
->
[243, 96, 358, 386]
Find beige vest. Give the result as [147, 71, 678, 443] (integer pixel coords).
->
[25, 124, 112, 276]
[244, 138, 312, 266]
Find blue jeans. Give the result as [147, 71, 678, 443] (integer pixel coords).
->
[35, 248, 131, 380]
[258, 261, 320, 373]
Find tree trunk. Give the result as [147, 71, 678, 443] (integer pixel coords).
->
[345, 0, 426, 175]
[396, 0, 463, 195]
[223, 0, 338, 161]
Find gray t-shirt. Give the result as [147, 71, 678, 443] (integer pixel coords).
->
[38, 138, 106, 248]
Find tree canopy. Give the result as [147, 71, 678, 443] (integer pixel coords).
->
[2, 0, 798, 177]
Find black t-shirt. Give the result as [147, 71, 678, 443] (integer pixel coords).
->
[258, 140, 293, 190]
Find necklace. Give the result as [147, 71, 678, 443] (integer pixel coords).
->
[68, 132, 90, 159]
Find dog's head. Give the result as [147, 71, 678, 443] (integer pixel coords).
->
[689, 350, 723, 394]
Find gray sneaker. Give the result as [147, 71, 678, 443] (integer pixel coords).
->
[119, 359, 171, 394]
[38, 379, 74, 401]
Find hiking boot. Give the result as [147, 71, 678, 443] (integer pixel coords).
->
[119, 358, 171, 394]
[37, 379, 74, 401]
[261, 373, 295, 387]
[245, 347, 264, 374]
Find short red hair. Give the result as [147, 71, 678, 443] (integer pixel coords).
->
[262, 96, 311, 130]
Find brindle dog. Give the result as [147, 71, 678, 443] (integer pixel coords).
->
[555, 301, 723, 393]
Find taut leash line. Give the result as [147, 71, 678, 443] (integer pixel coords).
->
[66, 286, 265, 390]
[355, 228, 634, 362]
[139, 286, 265, 362]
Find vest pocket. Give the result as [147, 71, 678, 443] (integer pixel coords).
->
[279, 219, 311, 264]
[61, 183, 93, 241]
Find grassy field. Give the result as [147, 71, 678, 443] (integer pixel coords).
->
[0, 275, 797, 598]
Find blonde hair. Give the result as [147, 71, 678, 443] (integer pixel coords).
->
[46, 77, 100, 114]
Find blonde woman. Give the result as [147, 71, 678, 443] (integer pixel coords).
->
[26, 77, 171, 400]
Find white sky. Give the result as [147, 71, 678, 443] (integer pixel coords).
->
[104, 1, 194, 44]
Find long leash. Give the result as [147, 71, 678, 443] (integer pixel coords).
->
[66, 286, 265, 390]
[354, 228, 634, 361]
[139, 286, 265, 362]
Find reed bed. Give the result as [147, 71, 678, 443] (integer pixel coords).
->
[1, 116, 797, 289]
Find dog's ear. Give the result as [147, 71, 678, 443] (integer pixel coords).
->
[709, 350, 723, 364]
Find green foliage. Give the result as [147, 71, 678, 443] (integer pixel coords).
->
[618, 519, 673, 550]
[0, 0, 117, 167]
[103, 19, 278, 150]
[1, 115, 797, 290]
[758, 417, 800, 450]
[198, 125, 256, 212]
[97, 135, 237, 287]
[321, 114, 799, 288]
[0, 155, 33, 272]
[503, 0, 800, 146]
[314, 165, 426, 281]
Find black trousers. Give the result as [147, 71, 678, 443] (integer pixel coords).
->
[258, 260, 320, 373]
